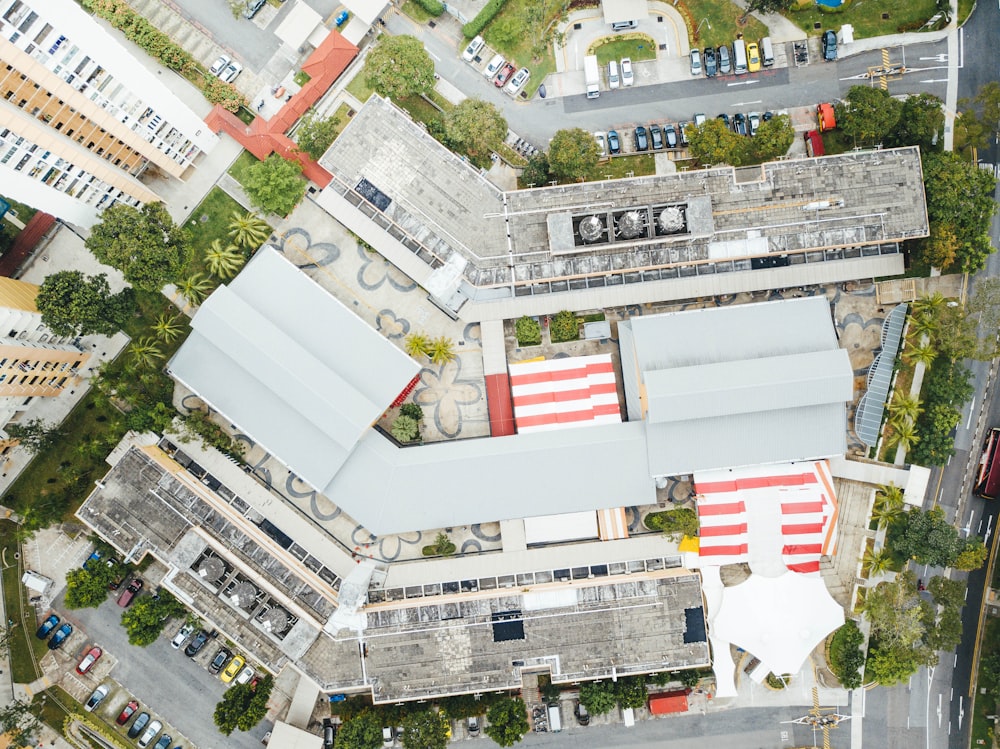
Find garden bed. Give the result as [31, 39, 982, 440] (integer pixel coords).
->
[786, 0, 939, 38]
[677, 0, 767, 49]
[1, 521, 44, 683]
[589, 35, 658, 64]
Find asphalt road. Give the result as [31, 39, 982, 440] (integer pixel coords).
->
[51, 590, 270, 749]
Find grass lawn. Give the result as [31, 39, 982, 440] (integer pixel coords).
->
[586, 153, 656, 181]
[1, 521, 44, 683]
[482, 0, 563, 98]
[786, 0, 939, 38]
[589, 35, 658, 64]
[679, 0, 767, 50]
[397, 95, 447, 131]
[346, 72, 374, 104]
[957, 0, 974, 24]
[326, 102, 355, 143]
[183, 187, 251, 279]
[227, 150, 259, 185]
[32, 685, 76, 732]
[401, 0, 435, 23]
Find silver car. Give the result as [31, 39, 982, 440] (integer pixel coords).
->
[690, 48, 702, 75]
[137, 719, 162, 749]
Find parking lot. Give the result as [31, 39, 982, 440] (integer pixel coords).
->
[48, 590, 271, 749]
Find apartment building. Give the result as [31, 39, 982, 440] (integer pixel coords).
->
[0, 0, 217, 226]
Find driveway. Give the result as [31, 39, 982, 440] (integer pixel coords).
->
[49, 590, 270, 749]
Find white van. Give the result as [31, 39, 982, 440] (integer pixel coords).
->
[608, 60, 620, 89]
[547, 704, 562, 732]
[732, 38, 748, 75]
[611, 20, 637, 31]
[761, 36, 774, 67]
[462, 35, 485, 63]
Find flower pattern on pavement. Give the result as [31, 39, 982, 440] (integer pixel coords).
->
[413, 356, 483, 439]
[273, 227, 340, 269]
[356, 244, 418, 292]
[376, 309, 410, 340]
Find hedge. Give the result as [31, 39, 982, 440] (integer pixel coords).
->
[81, 0, 193, 71]
[412, 0, 446, 17]
[462, 0, 509, 39]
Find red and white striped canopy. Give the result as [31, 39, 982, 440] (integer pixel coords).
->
[509, 354, 621, 433]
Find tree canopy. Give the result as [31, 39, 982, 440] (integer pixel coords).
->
[444, 98, 507, 163]
[295, 108, 342, 161]
[836, 86, 904, 145]
[547, 128, 600, 182]
[0, 700, 40, 748]
[484, 698, 529, 747]
[335, 710, 383, 749]
[120, 591, 186, 646]
[36, 271, 135, 338]
[687, 118, 746, 166]
[364, 35, 436, 100]
[888, 507, 965, 567]
[748, 113, 794, 162]
[242, 154, 307, 217]
[886, 92, 944, 152]
[6, 419, 63, 455]
[213, 675, 273, 735]
[400, 709, 450, 749]
[65, 560, 125, 609]
[85, 202, 191, 291]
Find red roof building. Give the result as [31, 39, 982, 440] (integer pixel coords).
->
[648, 691, 690, 715]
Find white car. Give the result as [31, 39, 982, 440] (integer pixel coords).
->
[483, 53, 505, 79]
[137, 720, 162, 749]
[209, 55, 231, 77]
[83, 684, 109, 713]
[504, 67, 530, 96]
[621, 58, 634, 87]
[594, 132, 607, 159]
[235, 664, 255, 685]
[219, 62, 243, 83]
[462, 35, 484, 63]
[170, 623, 193, 649]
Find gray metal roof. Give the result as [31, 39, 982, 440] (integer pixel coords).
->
[855, 303, 908, 447]
[168, 247, 419, 491]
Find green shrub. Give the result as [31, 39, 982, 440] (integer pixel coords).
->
[422, 531, 456, 556]
[413, 0, 445, 16]
[82, 0, 193, 71]
[462, 0, 509, 39]
[829, 620, 866, 689]
[515, 316, 541, 346]
[400, 403, 424, 422]
[644, 508, 699, 540]
[549, 310, 579, 343]
[391, 414, 421, 443]
[765, 673, 791, 689]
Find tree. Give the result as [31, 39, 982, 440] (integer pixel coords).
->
[910, 403, 961, 466]
[204, 239, 246, 279]
[213, 675, 274, 735]
[864, 571, 928, 649]
[547, 128, 600, 182]
[295, 108, 342, 160]
[65, 565, 116, 609]
[444, 98, 507, 162]
[335, 710, 383, 749]
[549, 310, 579, 343]
[401, 708, 450, 749]
[862, 547, 892, 577]
[242, 154, 307, 217]
[0, 699, 40, 747]
[872, 484, 904, 529]
[35, 271, 135, 338]
[889, 507, 963, 567]
[645, 508, 699, 540]
[748, 113, 794, 162]
[904, 340, 936, 368]
[391, 414, 420, 442]
[484, 698, 529, 747]
[404, 332, 430, 358]
[6, 419, 63, 455]
[884, 419, 918, 453]
[927, 576, 966, 609]
[120, 591, 185, 646]
[85, 202, 191, 291]
[152, 313, 185, 344]
[521, 152, 551, 187]
[364, 35, 436, 100]
[427, 336, 456, 365]
[866, 640, 927, 685]
[914, 223, 959, 271]
[828, 621, 866, 690]
[515, 315, 541, 345]
[615, 676, 648, 709]
[177, 273, 213, 306]
[836, 86, 903, 145]
[954, 538, 988, 571]
[400, 403, 424, 422]
[739, 0, 792, 23]
[687, 118, 746, 166]
[228, 211, 271, 250]
[888, 394, 923, 423]
[887, 92, 944, 152]
[129, 337, 164, 370]
[579, 681, 618, 715]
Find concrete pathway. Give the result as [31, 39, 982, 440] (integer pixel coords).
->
[730, 0, 807, 43]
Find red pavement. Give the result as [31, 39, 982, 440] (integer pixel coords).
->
[485, 373, 515, 437]
[203, 31, 359, 189]
[0, 212, 56, 278]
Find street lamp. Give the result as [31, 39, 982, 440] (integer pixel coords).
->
[697, 18, 712, 35]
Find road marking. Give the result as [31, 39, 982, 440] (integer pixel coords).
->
[938, 693, 943, 727]
[921, 79, 949, 83]
[727, 80, 759, 87]
[732, 100, 762, 106]
[428, 51, 441, 61]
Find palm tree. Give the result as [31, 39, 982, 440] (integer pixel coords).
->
[873, 483, 905, 529]
[885, 419, 919, 452]
[912, 292, 947, 317]
[887, 393, 923, 423]
[204, 239, 246, 279]
[862, 546, 892, 577]
[428, 336, 456, 365]
[228, 211, 271, 250]
[908, 311, 938, 340]
[152, 313, 185, 344]
[129, 337, 164, 370]
[404, 332, 431, 359]
[177, 273, 213, 306]
[904, 341, 936, 367]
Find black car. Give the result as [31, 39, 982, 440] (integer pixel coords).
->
[48, 623, 72, 650]
[634, 126, 648, 151]
[718, 44, 732, 74]
[822, 30, 837, 61]
[717, 113, 731, 129]
[574, 701, 590, 726]
[243, 0, 265, 18]
[209, 648, 232, 675]
[762, 111, 774, 122]
[127, 712, 150, 740]
[323, 718, 336, 748]
[36, 614, 59, 640]
[184, 630, 209, 657]
[703, 47, 717, 77]
[649, 124, 663, 149]
[607, 129, 621, 155]
[664, 124, 678, 148]
[733, 112, 748, 136]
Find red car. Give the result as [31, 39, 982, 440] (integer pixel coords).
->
[494, 63, 515, 88]
[116, 700, 139, 726]
[117, 577, 143, 608]
[76, 646, 102, 674]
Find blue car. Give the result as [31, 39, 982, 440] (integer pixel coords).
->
[36, 614, 59, 640]
[335, 10, 349, 26]
[48, 623, 72, 650]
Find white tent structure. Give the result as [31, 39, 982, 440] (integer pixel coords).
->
[711, 572, 844, 676]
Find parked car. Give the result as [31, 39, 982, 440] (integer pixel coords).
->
[664, 123, 678, 148]
[322, 717, 336, 748]
[694, 112, 706, 127]
[620, 57, 634, 86]
[483, 53, 505, 79]
[117, 577, 142, 608]
[504, 67, 530, 96]
[594, 132, 607, 158]
[76, 646, 102, 674]
[762, 110, 774, 121]
[703, 47, 717, 77]
[382, 727, 395, 748]
[678, 121, 691, 146]
[494, 62, 515, 88]
[822, 30, 837, 61]
[733, 112, 748, 136]
[574, 701, 590, 726]
[137, 719, 163, 749]
[84, 684, 109, 712]
[48, 623, 72, 650]
[116, 700, 139, 726]
[209, 55, 231, 77]
[747, 42, 761, 72]
[235, 665, 255, 685]
[221, 654, 245, 683]
[170, 623, 193, 650]
[633, 125, 648, 151]
[219, 62, 242, 83]
[607, 130, 621, 155]
[649, 124, 663, 149]
[127, 712, 150, 740]
[208, 647, 232, 675]
[467, 716, 481, 736]
[717, 113, 731, 129]
[748, 111, 761, 136]
[243, 0, 265, 19]
[334, 10, 349, 26]
[36, 614, 59, 640]
[153, 736, 171, 749]
[718, 44, 732, 74]
[184, 630, 209, 657]
[690, 48, 702, 75]
[462, 35, 485, 63]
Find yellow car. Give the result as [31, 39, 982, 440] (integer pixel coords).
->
[221, 654, 245, 683]
[747, 42, 761, 72]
